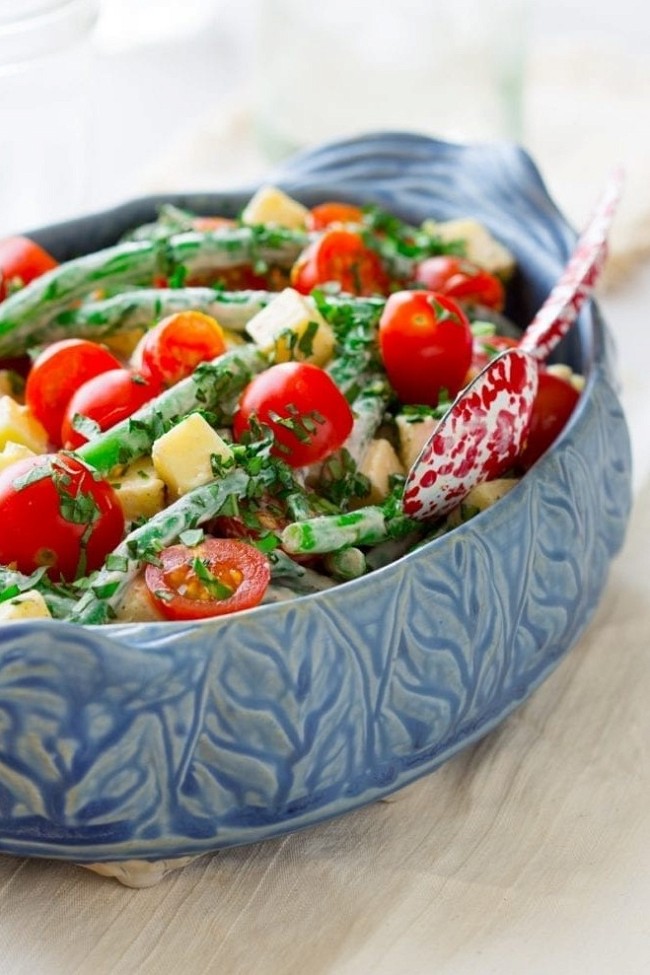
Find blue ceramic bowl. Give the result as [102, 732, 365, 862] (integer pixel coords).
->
[0, 133, 631, 864]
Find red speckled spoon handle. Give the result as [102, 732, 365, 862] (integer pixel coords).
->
[519, 168, 623, 361]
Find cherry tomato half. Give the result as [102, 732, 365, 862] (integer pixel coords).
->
[131, 311, 227, 388]
[61, 368, 161, 449]
[144, 538, 270, 621]
[0, 453, 124, 581]
[291, 229, 390, 297]
[378, 290, 473, 406]
[25, 339, 122, 445]
[0, 236, 58, 300]
[518, 371, 580, 470]
[413, 256, 505, 311]
[306, 202, 364, 232]
[233, 361, 354, 467]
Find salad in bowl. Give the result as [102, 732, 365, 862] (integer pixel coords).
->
[0, 180, 581, 626]
[0, 133, 631, 870]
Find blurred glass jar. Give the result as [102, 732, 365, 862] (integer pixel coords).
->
[253, 0, 529, 160]
[0, 0, 99, 235]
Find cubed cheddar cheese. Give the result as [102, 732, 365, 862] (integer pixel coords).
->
[114, 574, 164, 623]
[0, 441, 36, 473]
[423, 217, 515, 278]
[110, 459, 166, 524]
[246, 288, 335, 366]
[446, 478, 520, 528]
[546, 363, 585, 393]
[0, 396, 48, 453]
[101, 328, 146, 360]
[395, 414, 438, 471]
[358, 439, 404, 505]
[241, 186, 309, 230]
[152, 413, 233, 498]
[0, 590, 51, 621]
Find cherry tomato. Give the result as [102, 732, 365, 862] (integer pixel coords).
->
[25, 339, 122, 445]
[144, 537, 270, 621]
[233, 361, 354, 467]
[131, 311, 227, 388]
[306, 202, 364, 232]
[413, 256, 505, 311]
[291, 229, 390, 297]
[0, 236, 58, 300]
[61, 368, 161, 449]
[465, 334, 519, 384]
[518, 371, 580, 470]
[0, 453, 124, 581]
[378, 290, 473, 406]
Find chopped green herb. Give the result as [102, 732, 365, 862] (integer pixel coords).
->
[192, 557, 234, 600]
[105, 554, 129, 572]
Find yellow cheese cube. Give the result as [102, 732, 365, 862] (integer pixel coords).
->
[546, 363, 585, 393]
[223, 328, 246, 348]
[0, 590, 51, 621]
[114, 574, 164, 623]
[101, 328, 146, 360]
[110, 459, 166, 524]
[358, 439, 404, 505]
[152, 413, 233, 498]
[241, 186, 309, 230]
[0, 396, 48, 453]
[246, 288, 335, 366]
[0, 441, 36, 474]
[395, 414, 438, 470]
[423, 218, 515, 278]
[446, 477, 520, 528]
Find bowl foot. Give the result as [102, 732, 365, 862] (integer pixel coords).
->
[79, 855, 200, 887]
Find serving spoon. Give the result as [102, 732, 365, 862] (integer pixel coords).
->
[403, 169, 624, 520]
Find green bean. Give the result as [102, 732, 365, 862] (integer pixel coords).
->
[344, 378, 392, 465]
[51, 289, 385, 347]
[42, 288, 274, 344]
[268, 550, 336, 594]
[281, 504, 416, 555]
[66, 469, 251, 625]
[77, 344, 267, 474]
[0, 227, 306, 356]
[323, 547, 367, 581]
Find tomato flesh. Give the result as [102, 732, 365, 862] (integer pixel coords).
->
[145, 538, 270, 620]
[25, 339, 122, 445]
[378, 290, 473, 406]
[132, 311, 227, 388]
[0, 454, 124, 581]
[518, 371, 580, 470]
[291, 229, 390, 297]
[413, 256, 505, 311]
[233, 361, 354, 467]
[0, 236, 58, 300]
[306, 202, 364, 232]
[61, 368, 161, 449]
